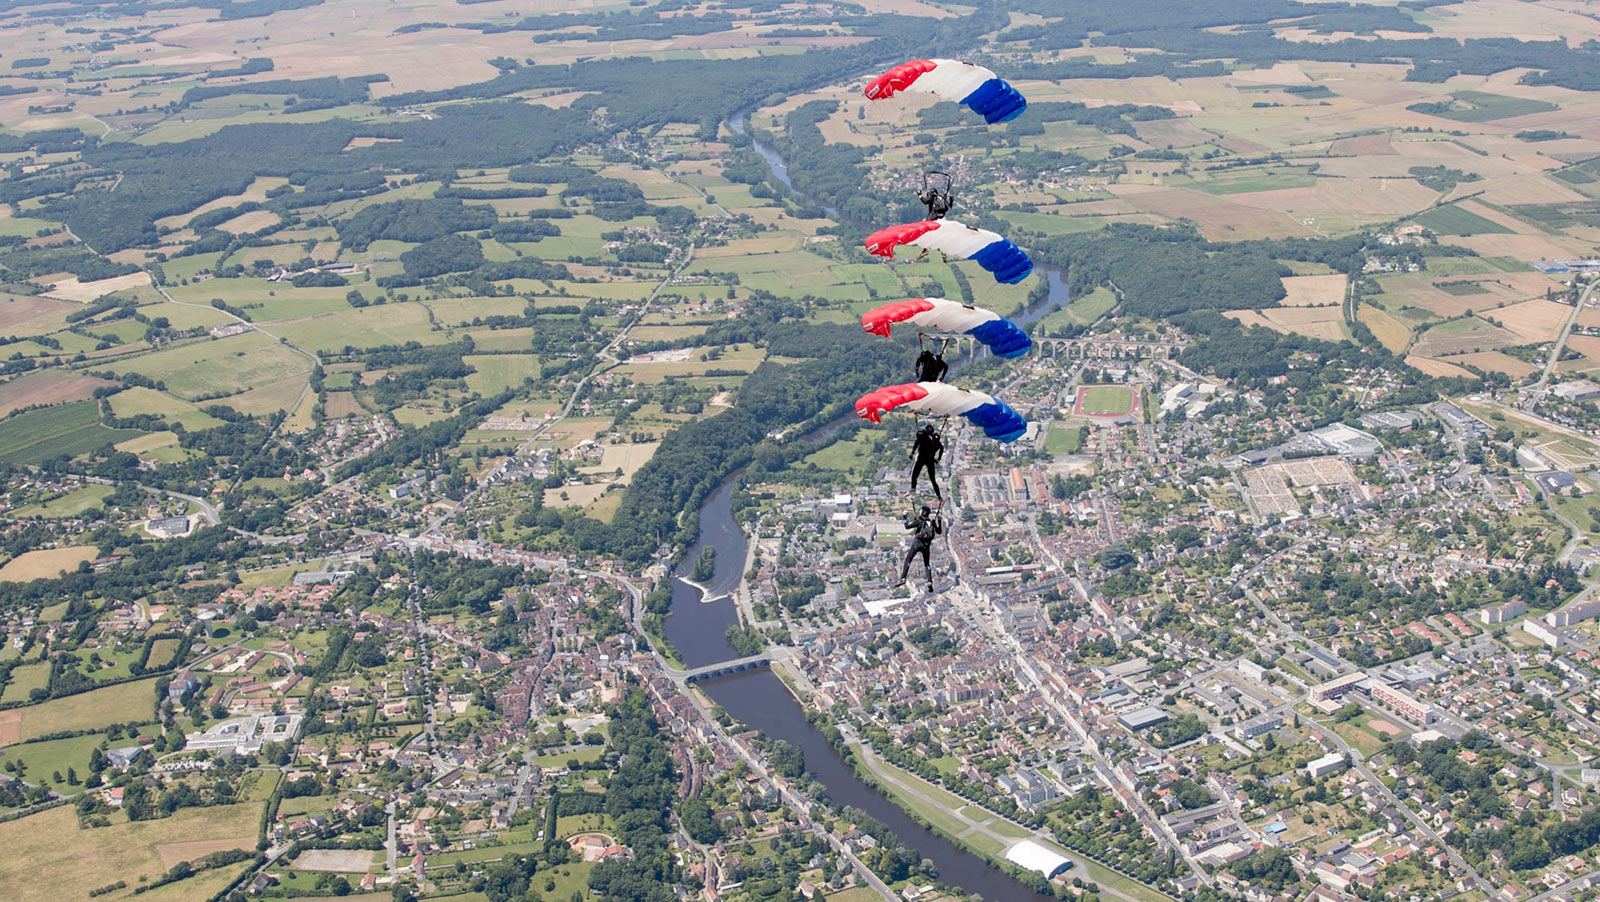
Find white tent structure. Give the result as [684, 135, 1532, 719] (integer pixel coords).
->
[1004, 840, 1073, 879]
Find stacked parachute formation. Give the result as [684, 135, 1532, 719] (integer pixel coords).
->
[854, 60, 1035, 451]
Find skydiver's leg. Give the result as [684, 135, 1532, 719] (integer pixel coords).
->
[912, 455, 935, 493]
[896, 545, 917, 586]
[925, 461, 941, 501]
[919, 543, 933, 589]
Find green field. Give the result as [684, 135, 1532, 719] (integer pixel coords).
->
[1079, 385, 1135, 415]
[1, 661, 50, 704]
[16, 678, 159, 740]
[1045, 423, 1086, 454]
[0, 402, 141, 465]
[1412, 90, 1560, 123]
[9, 483, 114, 519]
[465, 354, 542, 395]
[1413, 205, 1513, 236]
[114, 332, 312, 399]
[1435, 281, 1491, 296]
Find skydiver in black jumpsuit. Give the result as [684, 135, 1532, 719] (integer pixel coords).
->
[914, 348, 948, 383]
[894, 505, 943, 591]
[918, 186, 953, 221]
[909, 423, 944, 502]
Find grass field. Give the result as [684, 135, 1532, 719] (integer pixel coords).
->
[114, 332, 312, 400]
[1079, 385, 1135, 415]
[0, 545, 99, 582]
[0, 803, 260, 902]
[0, 661, 49, 706]
[1045, 423, 1085, 454]
[15, 678, 157, 740]
[465, 354, 541, 395]
[0, 401, 141, 465]
[1413, 204, 1514, 236]
[9, 484, 113, 519]
[1413, 90, 1560, 123]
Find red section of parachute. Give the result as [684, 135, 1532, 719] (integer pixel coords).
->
[855, 383, 931, 424]
[864, 59, 936, 100]
[861, 298, 935, 337]
[864, 221, 941, 258]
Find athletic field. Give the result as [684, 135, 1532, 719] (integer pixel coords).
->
[1074, 385, 1137, 418]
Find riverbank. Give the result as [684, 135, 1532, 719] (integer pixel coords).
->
[763, 654, 1174, 902]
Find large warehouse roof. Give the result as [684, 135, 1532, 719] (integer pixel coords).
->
[1005, 840, 1073, 878]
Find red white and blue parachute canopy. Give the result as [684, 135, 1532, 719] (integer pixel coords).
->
[861, 298, 1031, 358]
[864, 59, 1027, 124]
[864, 221, 1033, 285]
[855, 382, 1028, 443]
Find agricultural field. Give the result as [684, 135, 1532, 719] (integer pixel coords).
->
[0, 804, 259, 902]
[11, 678, 159, 741]
[0, 402, 141, 466]
[0, 545, 99, 582]
[0, 371, 115, 417]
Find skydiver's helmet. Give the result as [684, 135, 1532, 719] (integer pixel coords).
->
[920, 505, 931, 517]
[919, 423, 937, 437]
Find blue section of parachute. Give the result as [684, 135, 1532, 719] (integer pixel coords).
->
[965, 318, 1031, 358]
[968, 238, 1034, 284]
[963, 399, 1028, 443]
[961, 78, 1026, 124]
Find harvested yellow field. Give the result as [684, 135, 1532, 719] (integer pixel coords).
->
[0, 545, 97, 582]
[0, 803, 259, 902]
[1263, 306, 1349, 341]
[543, 483, 611, 509]
[1359, 306, 1412, 353]
[1225, 310, 1278, 331]
[1566, 334, 1600, 363]
[155, 836, 258, 870]
[45, 271, 150, 302]
[697, 235, 806, 257]
[595, 442, 659, 480]
[1280, 274, 1348, 307]
[1407, 356, 1476, 378]
[1485, 299, 1571, 343]
[1448, 350, 1537, 377]
[216, 209, 281, 235]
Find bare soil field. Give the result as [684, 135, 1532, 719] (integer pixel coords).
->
[544, 483, 611, 509]
[0, 545, 98, 582]
[1576, 309, 1600, 329]
[1330, 134, 1395, 156]
[1107, 184, 1315, 239]
[1406, 355, 1476, 378]
[1280, 273, 1348, 306]
[0, 710, 19, 747]
[290, 849, 377, 873]
[1484, 298, 1571, 342]
[0, 371, 115, 416]
[1448, 350, 1538, 376]
[0, 294, 77, 335]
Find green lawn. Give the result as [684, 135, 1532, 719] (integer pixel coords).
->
[1079, 385, 1134, 415]
[1045, 423, 1086, 454]
[9, 484, 114, 519]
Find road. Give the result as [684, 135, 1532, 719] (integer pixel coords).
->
[1533, 279, 1598, 396]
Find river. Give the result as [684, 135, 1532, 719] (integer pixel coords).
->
[661, 115, 1069, 902]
